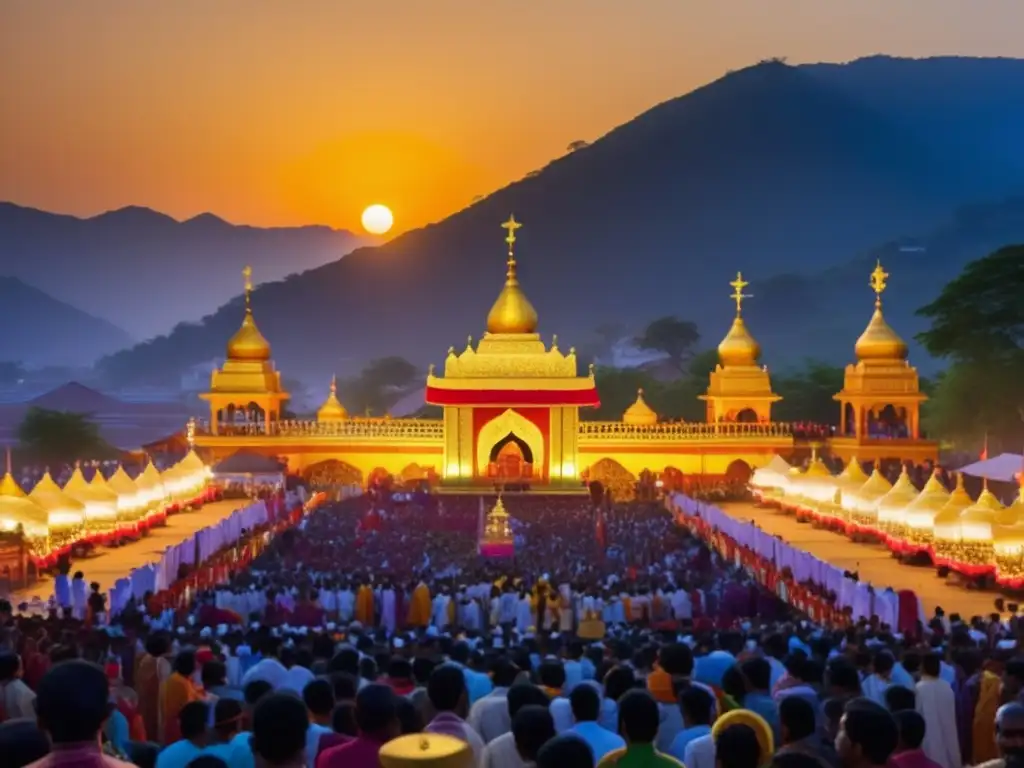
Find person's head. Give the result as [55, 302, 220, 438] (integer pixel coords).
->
[427, 664, 468, 716]
[771, 754, 825, 768]
[185, 758, 229, 768]
[492, 658, 520, 688]
[659, 644, 694, 677]
[0, 653, 21, 682]
[715, 724, 762, 768]
[35, 660, 111, 744]
[779, 696, 816, 745]
[1003, 660, 1024, 703]
[328, 672, 358, 702]
[537, 733, 596, 768]
[250, 693, 309, 768]
[827, 659, 862, 699]
[507, 682, 552, 719]
[570, 683, 601, 724]
[395, 696, 422, 734]
[354, 683, 400, 741]
[174, 648, 198, 678]
[618, 690, 659, 745]
[302, 678, 335, 724]
[740, 657, 772, 693]
[387, 657, 413, 682]
[0, 719, 50, 768]
[539, 660, 566, 692]
[835, 698, 899, 768]
[872, 651, 894, 678]
[213, 698, 244, 741]
[823, 698, 845, 742]
[883, 685, 915, 713]
[894, 710, 926, 753]
[180, 700, 211, 745]
[995, 702, 1024, 761]
[329, 647, 360, 676]
[679, 685, 714, 728]
[202, 659, 228, 689]
[604, 665, 636, 702]
[412, 657, 436, 686]
[920, 652, 941, 680]
[331, 701, 357, 736]
[513, 705, 557, 763]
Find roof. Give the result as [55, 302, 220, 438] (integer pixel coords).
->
[957, 453, 1024, 483]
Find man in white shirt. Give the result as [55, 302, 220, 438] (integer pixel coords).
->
[915, 653, 960, 768]
[0, 652, 36, 719]
[469, 660, 521, 743]
[482, 684, 555, 768]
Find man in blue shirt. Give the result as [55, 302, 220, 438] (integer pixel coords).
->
[569, 682, 626, 762]
[668, 686, 714, 764]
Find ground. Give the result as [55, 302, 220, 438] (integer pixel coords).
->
[719, 501, 1004, 618]
[14, 499, 247, 602]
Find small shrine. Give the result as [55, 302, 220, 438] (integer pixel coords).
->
[701, 272, 780, 423]
[479, 495, 515, 558]
[317, 376, 348, 422]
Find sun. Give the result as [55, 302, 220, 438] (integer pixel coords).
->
[361, 204, 394, 235]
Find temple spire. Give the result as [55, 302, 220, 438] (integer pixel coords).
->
[869, 259, 888, 310]
[729, 271, 751, 316]
[486, 214, 537, 334]
[501, 214, 523, 285]
[243, 264, 253, 311]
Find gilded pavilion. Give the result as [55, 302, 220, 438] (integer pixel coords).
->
[194, 218, 937, 491]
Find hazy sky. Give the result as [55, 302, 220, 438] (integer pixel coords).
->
[4, 1, 1024, 233]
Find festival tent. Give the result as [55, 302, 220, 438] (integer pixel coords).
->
[0, 472, 51, 560]
[750, 455, 792, 499]
[212, 451, 286, 490]
[957, 453, 1024, 482]
[106, 466, 147, 528]
[29, 471, 86, 552]
[63, 466, 119, 542]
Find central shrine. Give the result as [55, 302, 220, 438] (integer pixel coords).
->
[194, 215, 938, 494]
[424, 216, 598, 487]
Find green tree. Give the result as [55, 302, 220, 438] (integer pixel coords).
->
[772, 360, 845, 425]
[635, 316, 700, 373]
[916, 245, 1024, 451]
[17, 407, 116, 464]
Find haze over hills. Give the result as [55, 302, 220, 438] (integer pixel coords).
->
[0, 203, 366, 339]
[16, 57, 1024, 386]
[0, 277, 134, 367]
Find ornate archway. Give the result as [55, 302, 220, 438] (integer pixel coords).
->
[586, 458, 637, 501]
[475, 409, 545, 479]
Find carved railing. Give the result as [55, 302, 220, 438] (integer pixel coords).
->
[578, 421, 794, 442]
[198, 418, 445, 440]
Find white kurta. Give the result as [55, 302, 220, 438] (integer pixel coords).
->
[915, 677, 961, 768]
[381, 588, 397, 634]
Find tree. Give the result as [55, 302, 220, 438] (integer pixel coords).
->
[566, 140, 590, 153]
[17, 407, 116, 464]
[635, 316, 700, 373]
[916, 245, 1024, 451]
[338, 357, 420, 416]
[772, 360, 845, 425]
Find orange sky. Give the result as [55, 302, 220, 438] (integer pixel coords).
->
[4, 1, 1024, 234]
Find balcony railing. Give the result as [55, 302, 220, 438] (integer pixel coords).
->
[577, 421, 794, 442]
[198, 418, 445, 440]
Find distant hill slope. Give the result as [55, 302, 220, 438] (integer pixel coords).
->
[0, 203, 365, 339]
[0, 277, 134, 366]
[92, 58, 1024, 384]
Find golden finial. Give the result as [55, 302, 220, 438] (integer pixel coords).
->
[869, 259, 888, 309]
[330, 374, 338, 394]
[427, 363, 435, 377]
[551, 334, 559, 350]
[5, 447, 10, 475]
[186, 417, 195, 448]
[502, 214, 522, 255]
[729, 272, 751, 316]
[466, 335, 473, 350]
[242, 265, 253, 310]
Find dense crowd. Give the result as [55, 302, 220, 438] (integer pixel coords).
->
[0, 492, 1023, 768]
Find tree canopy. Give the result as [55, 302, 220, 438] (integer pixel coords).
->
[338, 356, 420, 416]
[634, 316, 701, 373]
[916, 245, 1024, 452]
[17, 407, 117, 464]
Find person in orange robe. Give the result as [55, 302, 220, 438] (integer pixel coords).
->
[407, 581, 431, 627]
[355, 580, 375, 625]
[159, 650, 201, 744]
[136, 634, 173, 743]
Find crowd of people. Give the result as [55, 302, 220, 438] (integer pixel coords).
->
[0, 490, 1023, 768]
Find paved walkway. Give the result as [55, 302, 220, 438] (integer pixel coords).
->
[12, 499, 246, 602]
[719, 501, 1010, 618]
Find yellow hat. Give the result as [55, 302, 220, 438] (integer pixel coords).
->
[712, 709, 774, 766]
[379, 734, 474, 768]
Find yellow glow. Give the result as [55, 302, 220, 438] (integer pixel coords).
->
[361, 204, 394, 235]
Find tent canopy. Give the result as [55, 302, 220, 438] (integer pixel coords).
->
[957, 453, 1024, 482]
[212, 450, 286, 475]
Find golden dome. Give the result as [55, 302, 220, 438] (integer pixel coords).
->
[486, 215, 538, 335]
[718, 316, 761, 367]
[854, 307, 908, 361]
[227, 308, 272, 361]
[316, 376, 348, 422]
[854, 260, 908, 361]
[623, 388, 658, 425]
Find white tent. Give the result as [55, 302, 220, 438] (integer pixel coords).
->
[957, 453, 1024, 482]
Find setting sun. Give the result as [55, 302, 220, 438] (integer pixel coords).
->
[361, 204, 394, 235]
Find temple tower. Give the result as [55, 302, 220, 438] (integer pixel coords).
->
[831, 261, 936, 463]
[700, 272, 780, 423]
[425, 215, 598, 487]
[200, 266, 289, 434]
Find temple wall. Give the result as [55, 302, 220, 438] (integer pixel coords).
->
[577, 446, 783, 478]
